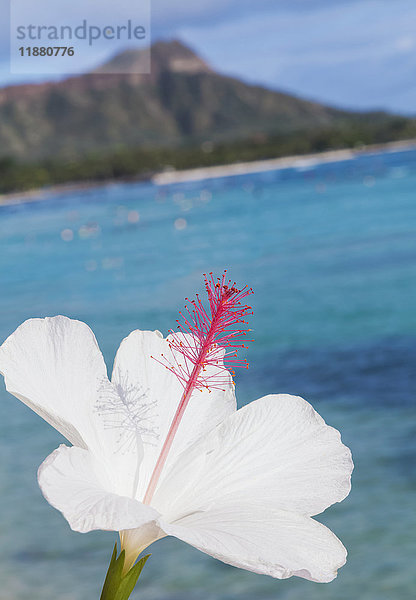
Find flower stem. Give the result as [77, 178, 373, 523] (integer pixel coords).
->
[100, 543, 150, 600]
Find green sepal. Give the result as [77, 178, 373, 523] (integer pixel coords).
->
[114, 554, 151, 600]
[100, 543, 150, 600]
[100, 544, 124, 600]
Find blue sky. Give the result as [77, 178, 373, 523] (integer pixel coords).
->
[1, 0, 415, 114]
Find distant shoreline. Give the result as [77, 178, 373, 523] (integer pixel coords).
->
[152, 139, 416, 185]
[1, 138, 415, 206]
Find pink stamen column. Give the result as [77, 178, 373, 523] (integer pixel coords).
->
[143, 272, 253, 505]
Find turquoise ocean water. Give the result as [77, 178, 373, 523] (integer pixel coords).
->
[0, 149, 415, 599]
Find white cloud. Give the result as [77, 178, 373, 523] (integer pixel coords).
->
[395, 36, 415, 52]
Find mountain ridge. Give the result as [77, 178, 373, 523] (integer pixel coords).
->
[0, 39, 412, 161]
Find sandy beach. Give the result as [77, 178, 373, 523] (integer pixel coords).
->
[1, 138, 415, 206]
[152, 139, 416, 185]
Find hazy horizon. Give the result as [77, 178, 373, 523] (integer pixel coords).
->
[1, 0, 415, 115]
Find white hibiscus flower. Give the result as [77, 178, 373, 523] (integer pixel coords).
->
[0, 274, 353, 595]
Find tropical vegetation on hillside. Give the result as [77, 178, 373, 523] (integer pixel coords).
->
[0, 41, 415, 194]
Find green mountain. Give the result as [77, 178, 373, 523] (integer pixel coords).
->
[1, 39, 411, 162]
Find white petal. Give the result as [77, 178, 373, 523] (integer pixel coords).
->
[0, 316, 144, 498]
[111, 329, 236, 500]
[0, 316, 110, 449]
[154, 394, 352, 519]
[162, 502, 346, 582]
[120, 523, 166, 572]
[38, 444, 159, 533]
